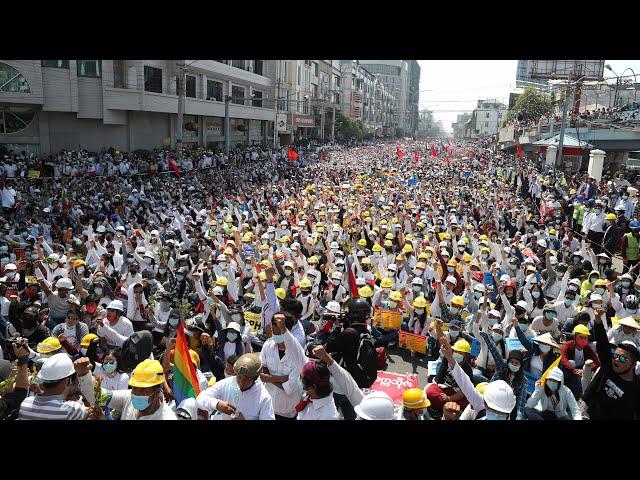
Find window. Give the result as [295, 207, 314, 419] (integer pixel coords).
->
[0, 105, 35, 134]
[498, 112, 503, 118]
[485, 122, 489, 127]
[252, 90, 263, 108]
[0, 63, 31, 93]
[76, 60, 102, 77]
[207, 79, 223, 101]
[253, 60, 264, 76]
[232, 60, 245, 70]
[216, 60, 229, 65]
[113, 60, 125, 88]
[231, 85, 245, 105]
[144, 66, 162, 93]
[186, 75, 196, 98]
[485, 112, 490, 118]
[41, 60, 69, 68]
[297, 65, 301, 86]
[314, 62, 318, 77]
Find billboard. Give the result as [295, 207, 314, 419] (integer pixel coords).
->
[530, 60, 605, 81]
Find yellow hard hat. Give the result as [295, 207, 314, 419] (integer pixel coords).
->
[479, 234, 488, 241]
[475, 382, 489, 394]
[299, 278, 313, 289]
[258, 272, 267, 281]
[463, 253, 473, 262]
[402, 388, 430, 410]
[548, 229, 557, 235]
[405, 234, 414, 242]
[308, 256, 319, 264]
[208, 375, 217, 388]
[380, 219, 388, 225]
[216, 277, 229, 287]
[385, 233, 394, 240]
[384, 240, 393, 248]
[569, 189, 577, 195]
[418, 252, 429, 260]
[364, 217, 373, 223]
[260, 260, 272, 268]
[402, 244, 414, 253]
[73, 259, 86, 268]
[242, 235, 252, 243]
[129, 359, 165, 388]
[223, 248, 233, 255]
[447, 259, 458, 267]
[189, 349, 201, 369]
[372, 226, 380, 233]
[275, 288, 287, 300]
[413, 296, 428, 308]
[481, 247, 491, 253]
[372, 244, 383, 252]
[573, 324, 590, 336]
[389, 290, 403, 302]
[37, 337, 62, 354]
[80, 333, 99, 348]
[451, 295, 465, 307]
[358, 239, 367, 247]
[381, 278, 393, 288]
[358, 286, 374, 298]
[259, 244, 270, 251]
[605, 213, 617, 221]
[452, 339, 471, 354]
[280, 236, 291, 244]
[594, 279, 607, 287]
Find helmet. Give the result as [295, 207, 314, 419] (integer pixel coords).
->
[233, 353, 263, 378]
[107, 300, 124, 312]
[452, 339, 471, 354]
[345, 298, 372, 322]
[588, 198, 595, 206]
[412, 277, 424, 286]
[4, 263, 17, 271]
[361, 258, 372, 266]
[299, 278, 313, 289]
[325, 301, 341, 315]
[37, 353, 76, 382]
[259, 260, 271, 269]
[630, 220, 640, 230]
[372, 244, 383, 252]
[483, 380, 516, 413]
[413, 296, 428, 308]
[275, 288, 287, 300]
[37, 337, 62, 354]
[129, 359, 166, 388]
[624, 294, 638, 309]
[389, 290, 402, 302]
[402, 388, 430, 410]
[354, 391, 395, 420]
[605, 213, 617, 221]
[384, 240, 393, 248]
[381, 278, 393, 288]
[546, 367, 564, 383]
[216, 277, 229, 287]
[80, 333, 99, 348]
[447, 259, 458, 267]
[358, 286, 374, 298]
[402, 244, 414, 253]
[308, 256, 319, 265]
[572, 324, 590, 336]
[475, 382, 489, 394]
[56, 278, 73, 290]
[594, 279, 608, 287]
[331, 271, 343, 281]
[451, 295, 465, 307]
[357, 239, 367, 247]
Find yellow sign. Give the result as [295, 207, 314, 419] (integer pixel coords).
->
[399, 331, 427, 354]
[244, 311, 261, 333]
[27, 170, 41, 179]
[373, 309, 403, 330]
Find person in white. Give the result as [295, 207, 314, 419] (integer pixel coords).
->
[524, 367, 581, 420]
[96, 300, 134, 348]
[607, 316, 640, 346]
[196, 353, 275, 420]
[93, 350, 130, 391]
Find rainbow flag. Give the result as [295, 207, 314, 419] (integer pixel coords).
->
[173, 324, 201, 405]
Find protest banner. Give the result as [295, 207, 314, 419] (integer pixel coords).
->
[244, 311, 261, 333]
[362, 371, 419, 405]
[398, 331, 427, 354]
[372, 309, 403, 330]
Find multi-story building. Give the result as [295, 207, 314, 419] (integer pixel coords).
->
[407, 60, 421, 137]
[313, 60, 342, 142]
[0, 60, 276, 155]
[472, 99, 508, 137]
[374, 78, 394, 137]
[451, 113, 471, 140]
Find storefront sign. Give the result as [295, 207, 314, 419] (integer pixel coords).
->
[292, 114, 315, 127]
[276, 114, 288, 132]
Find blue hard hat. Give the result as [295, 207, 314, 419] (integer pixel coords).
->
[96, 213, 106, 221]
[588, 198, 595, 206]
[630, 220, 640, 230]
[576, 195, 584, 202]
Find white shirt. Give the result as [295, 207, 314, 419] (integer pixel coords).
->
[107, 390, 177, 420]
[94, 363, 130, 391]
[97, 316, 134, 347]
[296, 393, 339, 420]
[195, 376, 275, 420]
[1, 187, 17, 208]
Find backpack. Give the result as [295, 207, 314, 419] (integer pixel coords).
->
[346, 332, 378, 389]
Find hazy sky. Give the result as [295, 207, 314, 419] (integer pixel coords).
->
[418, 60, 640, 134]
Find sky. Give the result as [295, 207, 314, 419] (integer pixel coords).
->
[418, 60, 640, 134]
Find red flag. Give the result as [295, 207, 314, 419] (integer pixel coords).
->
[345, 256, 359, 299]
[516, 143, 524, 158]
[430, 144, 437, 157]
[414, 151, 419, 162]
[396, 148, 405, 159]
[168, 157, 181, 176]
[287, 147, 299, 161]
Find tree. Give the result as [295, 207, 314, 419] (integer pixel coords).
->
[505, 87, 554, 126]
[334, 110, 366, 141]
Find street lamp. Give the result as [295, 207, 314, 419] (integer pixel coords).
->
[621, 67, 638, 103]
[556, 74, 587, 169]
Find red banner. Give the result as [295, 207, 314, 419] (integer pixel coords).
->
[362, 371, 419, 406]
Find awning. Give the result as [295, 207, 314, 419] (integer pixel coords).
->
[534, 134, 593, 149]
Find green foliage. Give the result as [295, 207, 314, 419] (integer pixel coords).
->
[132, 149, 151, 159]
[334, 111, 367, 141]
[507, 87, 554, 123]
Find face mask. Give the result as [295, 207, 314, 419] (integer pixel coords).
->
[272, 334, 284, 344]
[388, 301, 398, 309]
[374, 251, 381, 258]
[595, 288, 605, 295]
[414, 308, 425, 315]
[284, 268, 293, 276]
[544, 312, 555, 320]
[447, 266, 454, 273]
[131, 393, 151, 411]
[80, 347, 88, 356]
[169, 317, 180, 327]
[575, 337, 588, 348]
[227, 332, 238, 342]
[546, 380, 559, 392]
[77, 267, 85, 275]
[5, 271, 15, 278]
[491, 332, 503, 342]
[159, 268, 167, 274]
[449, 330, 460, 339]
[531, 291, 541, 299]
[412, 285, 422, 292]
[382, 287, 390, 294]
[107, 311, 117, 322]
[572, 257, 581, 264]
[564, 298, 573, 307]
[538, 344, 551, 353]
[485, 411, 508, 421]
[622, 281, 631, 288]
[452, 352, 464, 364]
[103, 362, 117, 374]
[508, 362, 520, 373]
[176, 274, 185, 282]
[450, 307, 460, 316]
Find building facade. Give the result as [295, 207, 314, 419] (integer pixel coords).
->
[473, 99, 508, 136]
[0, 60, 277, 155]
[451, 113, 471, 139]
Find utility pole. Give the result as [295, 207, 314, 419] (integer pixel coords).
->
[273, 60, 279, 149]
[176, 60, 186, 162]
[331, 105, 336, 143]
[224, 94, 231, 157]
[556, 73, 572, 170]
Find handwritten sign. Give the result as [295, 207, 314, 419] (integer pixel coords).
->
[505, 338, 524, 353]
[372, 309, 403, 330]
[13, 248, 25, 260]
[470, 338, 481, 358]
[27, 170, 41, 179]
[244, 311, 261, 333]
[428, 359, 442, 377]
[399, 331, 427, 354]
[361, 371, 419, 406]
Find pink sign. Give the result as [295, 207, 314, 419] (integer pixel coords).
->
[362, 371, 419, 405]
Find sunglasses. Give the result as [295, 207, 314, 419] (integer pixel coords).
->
[613, 353, 629, 364]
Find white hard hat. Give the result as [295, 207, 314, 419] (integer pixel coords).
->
[325, 301, 341, 315]
[116, 226, 126, 232]
[354, 391, 395, 420]
[96, 225, 106, 233]
[37, 353, 76, 382]
[335, 258, 345, 266]
[387, 264, 397, 272]
[135, 247, 146, 254]
[536, 239, 547, 248]
[474, 283, 486, 293]
[55, 278, 73, 290]
[217, 254, 228, 262]
[445, 275, 457, 284]
[213, 286, 224, 295]
[516, 300, 529, 310]
[107, 299, 124, 311]
[589, 293, 603, 302]
[150, 230, 160, 236]
[226, 322, 241, 333]
[489, 309, 501, 318]
[4, 263, 17, 271]
[483, 380, 516, 414]
[48, 253, 60, 263]
[500, 274, 511, 283]
[330, 241, 339, 249]
[331, 271, 343, 281]
[412, 277, 424, 286]
[618, 316, 640, 330]
[267, 226, 276, 233]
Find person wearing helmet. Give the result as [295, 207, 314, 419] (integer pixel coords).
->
[583, 307, 640, 420]
[37, 277, 79, 330]
[621, 220, 640, 274]
[18, 354, 92, 420]
[611, 290, 640, 320]
[524, 367, 581, 420]
[559, 322, 601, 401]
[196, 353, 275, 420]
[397, 388, 431, 420]
[439, 334, 516, 420]
[406, 295, 430, 337]
[602, 213, 622, 259]
[355, 391, 395, 420]
[96, 299, 134, 349]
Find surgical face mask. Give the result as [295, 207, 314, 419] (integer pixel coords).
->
[159, 268, 167, 275]
[131, 393, 151, 411]
[549, 235, 556, 241]
[450, 306, 460, 316]
[538, 344, 551, 353]
[564, 298, 573, 307]
[103, 362, 117, 374]
[590, 277, 598, 284]
[531, 290, 541, 299]
[284, 268, 293, 276]
[5, 271, 15, 278]
[176, 274, 185, 282]
[491, 332, 503, 342]
[595, 288, 605, 295]
[572, 257, 581, 264]
[382, 287, 390, 294]
[388, 301, 398, 309]
[447, 266, 454, 273]
[544, 311, 556, 321]
[77, 267, 85, 275]
[414, 308, 425, 315]
[227, 332, 238, 342]
[452, 352, 464, 364]
[169, 317, 180, 327]
[449, 329, 460, 339]
[485, 411, 508, 421]
[80, 347, 88, 356]
[374, 251, 381, 258]
[546, 380, 559, 392]
[622, 281, 631, 288]
[271, 334, 284, 344]
[508, 362, 520, 373]
[412, 285, 421, 292]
